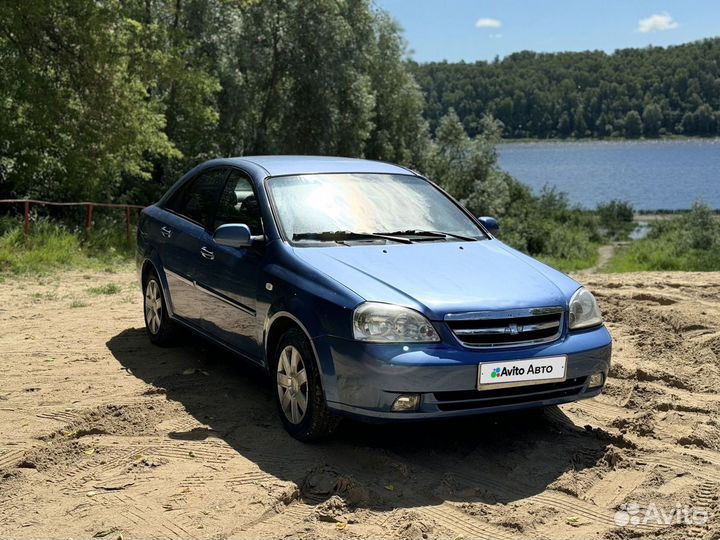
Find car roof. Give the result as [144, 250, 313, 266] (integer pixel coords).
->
[207, 155, 416, 177]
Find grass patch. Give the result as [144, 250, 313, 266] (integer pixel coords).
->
[606, 241, 720, 272]
[70, 299, 89, 308]
[606, 202, 720, 272]
[539, 250, 599, 273]
[88, 283, 122, 295]
[0, 217, 134, 275]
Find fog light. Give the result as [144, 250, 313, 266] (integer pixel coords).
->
[588, 372, 605, 388]
[391, 394, 420, 412]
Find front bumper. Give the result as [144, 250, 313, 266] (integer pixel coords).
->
[315, 325, 612, 420]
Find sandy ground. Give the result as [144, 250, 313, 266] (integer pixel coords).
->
[0, 268, 719, 539]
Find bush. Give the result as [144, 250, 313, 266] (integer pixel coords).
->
[597, 200, 635, 240]
[498, 185, 601, 271]
[683, 200, 718, 249]
[606, 201, 720, 272]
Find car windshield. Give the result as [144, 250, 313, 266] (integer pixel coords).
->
[266, 173, 486, 245]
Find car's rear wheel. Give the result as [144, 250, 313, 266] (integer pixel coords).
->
[273, 327, 339, 441]
[143, 270, 177, 346]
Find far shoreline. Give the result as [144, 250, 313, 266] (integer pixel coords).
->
[498, 136, 720, 145]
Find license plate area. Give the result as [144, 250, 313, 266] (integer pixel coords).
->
[477, 356, 567, 390]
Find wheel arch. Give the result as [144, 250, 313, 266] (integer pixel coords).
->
[139, 255, 175, 318]
[264, 312, 316, 369]
[140, 258, 157, 287]
[264, 311, 338, 402]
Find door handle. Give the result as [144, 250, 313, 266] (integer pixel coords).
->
[160, 226, 173, 238]
[200, 246, 215, 260]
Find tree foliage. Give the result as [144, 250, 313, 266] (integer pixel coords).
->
[412, 39, 720, 139]
[0, 0, 429, 202]
[427, 110, 601, 266]
[0, 0, 182, 201]
[428, 109, 509, 217]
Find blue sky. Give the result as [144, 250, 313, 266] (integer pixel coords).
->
[374, 1, 720, 62]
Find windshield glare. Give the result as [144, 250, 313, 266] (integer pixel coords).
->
[267, 173, 485, 244]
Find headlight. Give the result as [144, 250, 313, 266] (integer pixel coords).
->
[568, 287, 603, 330]
[352, 303, 440, 343]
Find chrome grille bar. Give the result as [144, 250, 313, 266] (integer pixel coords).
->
[453, 319, 560, 336]
[446, 307, 564, 348]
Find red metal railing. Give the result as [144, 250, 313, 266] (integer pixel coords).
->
[0, 199, 145, 242]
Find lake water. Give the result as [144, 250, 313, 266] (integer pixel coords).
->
[497, 139, 720, 211]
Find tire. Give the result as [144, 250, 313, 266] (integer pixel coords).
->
[143, 270, 178, 346]
[272, 327, 340, 441]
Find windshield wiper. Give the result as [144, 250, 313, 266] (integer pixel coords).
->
[293, 231, 413, 244]
[379, 229, 479, 242]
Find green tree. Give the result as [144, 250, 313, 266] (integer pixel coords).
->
[428, 111, 510, 218]
[210, 0, 429, 163]
[364, 12, 430, 169]
[695, 104, 715, 134]
[573, 107, 588, 137]
[624, 110, 643, 138]
[122, 0, 223, 200]
[430, 109, 470, 197]
[0, 0, 183, 200]
[642, 103, 663, 137]
[680, 112, 696, 134]
[595, 113, 613, 138]
[557, 112, 571, 138]
[278, 0, 376, 155]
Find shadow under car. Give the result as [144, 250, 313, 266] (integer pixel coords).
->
[106, 327, 614, 510]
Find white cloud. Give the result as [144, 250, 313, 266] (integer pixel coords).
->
[476, 18, 502, 29]
[637, 12, 678, 33]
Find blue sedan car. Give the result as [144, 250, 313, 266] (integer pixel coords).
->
[137, 156, 612, 441]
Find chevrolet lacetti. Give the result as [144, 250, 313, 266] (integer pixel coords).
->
[136, 156, 612, 441]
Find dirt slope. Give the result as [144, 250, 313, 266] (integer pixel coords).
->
[0, 269, 718, 539]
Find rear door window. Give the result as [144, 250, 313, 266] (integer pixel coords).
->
[166, 168, 229, 228]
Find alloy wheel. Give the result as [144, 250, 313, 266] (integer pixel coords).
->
[276, 345, 308, 424]
[144, 280, 162, 335]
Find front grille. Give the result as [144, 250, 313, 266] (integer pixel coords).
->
[433, 376, 587, 411]
[446, 308, 563, 348]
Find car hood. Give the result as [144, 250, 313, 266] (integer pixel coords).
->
[291, 239, 581, 320]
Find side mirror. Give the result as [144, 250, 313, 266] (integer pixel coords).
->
[214, 223, 253, 248]
[479, 216, 500, 236]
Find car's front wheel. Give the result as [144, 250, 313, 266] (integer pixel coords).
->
[143, 271, 177, 346]
[273, 328, 339, 441]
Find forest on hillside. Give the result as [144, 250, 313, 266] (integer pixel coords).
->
[412, 39, 720, 139]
